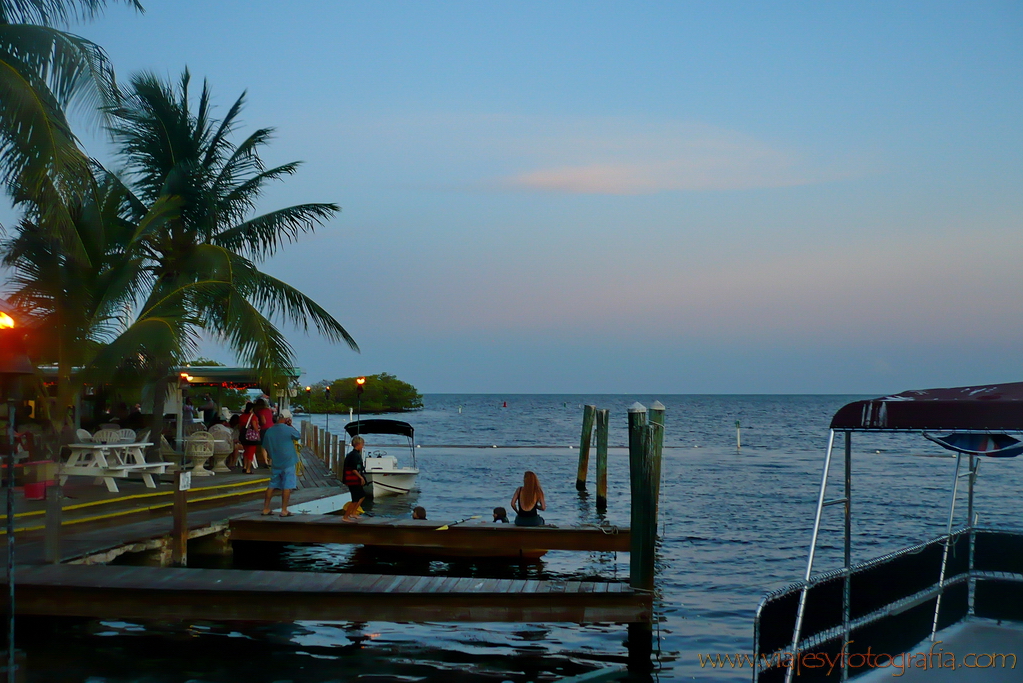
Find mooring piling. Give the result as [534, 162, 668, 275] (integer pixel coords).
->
[649, 401, 665, 521]
[627, 402, 660, 674]
[44, 485, 61, 564]
[736, 419, 741, 450]
[595, 408, 610, 512]
[576, 404, 596, 491]
[171, 471, 189, 567]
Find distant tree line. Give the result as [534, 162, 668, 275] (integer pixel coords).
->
[299, 373, 422, 414]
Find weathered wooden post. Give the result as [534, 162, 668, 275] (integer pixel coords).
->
[576, 404, 596, 491]
[649, 400, 665, 521]
[171, 470, 190, 567]
[331, 434, 339, 470]
[626, 403, 655, 673]
[44, 484, 61, 563]
[595, 408, 610, 512]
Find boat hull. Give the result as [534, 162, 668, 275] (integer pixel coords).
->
[364, 470, 418, 497]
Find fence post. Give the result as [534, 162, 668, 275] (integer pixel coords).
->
[576, 404, 596, 491]
[596, 408, 609, 512]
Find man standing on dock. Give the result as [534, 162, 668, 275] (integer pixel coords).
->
[260, 410, 302, 517]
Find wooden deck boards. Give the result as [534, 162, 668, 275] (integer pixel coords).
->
[229, 516, 630, 552]
[0, 564, 652, 624]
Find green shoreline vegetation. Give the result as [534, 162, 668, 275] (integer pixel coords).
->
[299, 373, 423, 414]
[0, 0, 357, 447]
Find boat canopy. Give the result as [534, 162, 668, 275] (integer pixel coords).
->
[345, 419, 415, 439]
[831, 381, 1023, 431]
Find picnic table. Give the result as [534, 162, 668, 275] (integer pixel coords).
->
[61, 442, 173, 493]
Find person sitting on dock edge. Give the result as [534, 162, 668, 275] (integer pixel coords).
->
[343, 436, 367, 503]
[493, 506, 509, 523]
[261, 411, 301, 517]
[511, 471, 546, 526]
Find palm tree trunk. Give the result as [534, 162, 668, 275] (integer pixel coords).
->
[147, 372, 170, 462]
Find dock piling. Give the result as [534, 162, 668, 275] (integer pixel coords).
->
[171, 471, 189, 567]
[576, 405, 596, 491]
[627, 403, 658, 674]
[649, 401, 665, 522]
[44, 485, 61, 564]
[595, 409, 609, 512]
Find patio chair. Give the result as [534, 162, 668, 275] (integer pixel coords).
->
[116, 428, 136, 444]
[92, 428, 120, 444]
[135, 428, 151, 443]
[76, 429, 96, 444]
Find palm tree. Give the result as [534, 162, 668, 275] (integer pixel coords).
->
[0, 0, 141, 254]
[2, 165, 182, 439]
[108, 69, 358, 440]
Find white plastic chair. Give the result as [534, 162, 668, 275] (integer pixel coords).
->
[116, 428, 136, 444]
[76, 429, 96, 443]
[186, 431, 215, 476]
[135, 428, 151, 443]
[92, 428, 119, 444]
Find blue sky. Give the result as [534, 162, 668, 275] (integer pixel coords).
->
[6, 1, 1023, 393]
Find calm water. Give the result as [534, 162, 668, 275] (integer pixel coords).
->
[22, 395, 1023, 682]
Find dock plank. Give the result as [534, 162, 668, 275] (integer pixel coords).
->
[229, 516, 630, 553]
[1, 565, 653, 624]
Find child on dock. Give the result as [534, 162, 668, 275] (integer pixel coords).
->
[493, 507, 509, 523]
[412, 506, 427, 520]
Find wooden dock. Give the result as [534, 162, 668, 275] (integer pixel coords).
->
[0, 445, 653, 626]
[230, 515, 630, 552]
[3, 564, 651, 623]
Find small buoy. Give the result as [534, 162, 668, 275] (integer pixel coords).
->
[492, 445, 497, 448]
[458, 406, 462, 413]
[502, 401, 507, 408]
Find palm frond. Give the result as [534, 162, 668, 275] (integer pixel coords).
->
[212, 202, 338, 261]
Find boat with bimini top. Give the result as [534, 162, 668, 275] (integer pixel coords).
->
[346, 419, 419, 497]
[754, 382, 1023, 682]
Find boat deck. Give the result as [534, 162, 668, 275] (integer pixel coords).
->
[855, 618, 1022, 682]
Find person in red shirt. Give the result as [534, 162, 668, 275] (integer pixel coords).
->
[253, 398, 275, 467]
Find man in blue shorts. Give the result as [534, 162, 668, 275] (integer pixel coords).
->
[260, 410, 302, 517]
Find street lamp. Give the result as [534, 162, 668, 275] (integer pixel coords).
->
[305, 386, 311, 413]
[324, 386, 331, 432]
[0, 312, 34, 680]
[355, 377, 366, 433]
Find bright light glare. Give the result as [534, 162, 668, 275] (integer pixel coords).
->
[0, 313, 15, 329]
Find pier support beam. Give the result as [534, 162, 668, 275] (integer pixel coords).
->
[171, 471, 189, 567]
[44, 485, 61, 564]
[576, 405, 596, 491]
[626, 402, 660, 675]
[595, 409, 609, 512]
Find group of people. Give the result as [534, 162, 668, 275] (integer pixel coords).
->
[338, 434, 547, 527]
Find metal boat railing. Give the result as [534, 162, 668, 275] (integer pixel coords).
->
[753, 527, 1023, 682]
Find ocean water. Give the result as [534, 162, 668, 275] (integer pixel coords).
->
[21, 395, 1023, 682]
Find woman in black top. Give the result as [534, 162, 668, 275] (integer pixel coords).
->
[510, 471, 546, 526]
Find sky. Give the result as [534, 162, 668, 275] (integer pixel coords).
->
[4, 1, 1023, 393]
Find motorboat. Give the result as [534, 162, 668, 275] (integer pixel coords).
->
[754, 382, 1023, 682]
[345, 419, 419, 497]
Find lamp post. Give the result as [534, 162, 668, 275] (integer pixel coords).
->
[324, 386, 330, 433]
[0, 312, 34, 681]
[355, 377, 366, 434]
[305, 386, 311, 413]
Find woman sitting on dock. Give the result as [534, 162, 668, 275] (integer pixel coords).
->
[510, 471, 546, 526]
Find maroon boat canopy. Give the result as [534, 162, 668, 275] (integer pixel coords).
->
[831, 382, 1023, 431]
